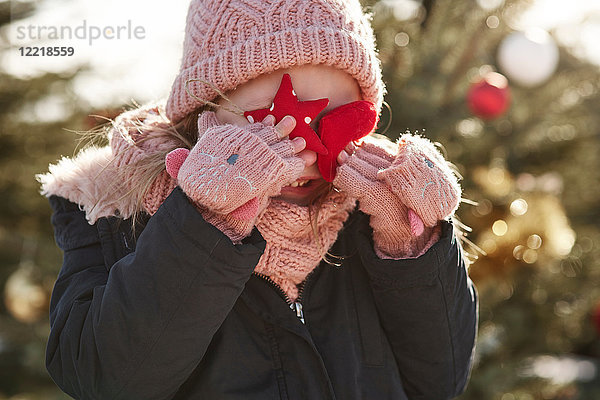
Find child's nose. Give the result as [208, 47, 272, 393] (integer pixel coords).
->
[296, 148, 317, 167]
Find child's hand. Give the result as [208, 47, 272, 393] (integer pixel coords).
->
[377, 135, 461, 227]
[333, 134, 460, 258]
[166, 111, 305, 220]
[333, 136, 417, 239]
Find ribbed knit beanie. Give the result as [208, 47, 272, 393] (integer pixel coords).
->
[165, 0, 385, 123]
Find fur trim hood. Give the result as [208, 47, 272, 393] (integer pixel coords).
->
[37, 103, 179, 224]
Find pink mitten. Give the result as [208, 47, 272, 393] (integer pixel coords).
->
[333, 134, 458, 259]
[377, 134, 461, 227]
[333, 136, 432, 258]
[165, 111, 305, 241]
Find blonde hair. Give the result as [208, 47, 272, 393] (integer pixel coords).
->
[84, 104, 206, 227]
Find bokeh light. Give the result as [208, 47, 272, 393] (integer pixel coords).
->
[492, 220, 509, 236]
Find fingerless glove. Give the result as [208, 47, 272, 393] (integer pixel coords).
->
[333, 134, 460, 258]
[166, 111, 305, 242]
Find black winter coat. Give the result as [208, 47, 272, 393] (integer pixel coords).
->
[46, 187, 478, 400]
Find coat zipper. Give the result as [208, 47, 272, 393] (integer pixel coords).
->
[252, 271, 313, 324]
[292, 302, 305, 324]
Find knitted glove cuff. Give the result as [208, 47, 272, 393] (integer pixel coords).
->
[373, 222, 442, 259]
[377, 134, 461, 227]
[196, 204, 258, 244]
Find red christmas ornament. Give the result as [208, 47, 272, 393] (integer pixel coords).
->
[244, 74, 329, 155]
[244, 74, 378, 181]
[467, 72, 511, 120]
[317, 101, 378, 182]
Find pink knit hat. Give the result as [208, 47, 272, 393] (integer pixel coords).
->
[165, 0, 385, 123]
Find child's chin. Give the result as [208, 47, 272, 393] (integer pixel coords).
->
[275, 191, 312, 206]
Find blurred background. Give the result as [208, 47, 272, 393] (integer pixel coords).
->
[0, 0, 599, 399]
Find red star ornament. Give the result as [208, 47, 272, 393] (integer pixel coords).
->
[244, 73, 329, 155]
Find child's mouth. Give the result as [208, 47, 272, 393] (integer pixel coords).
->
[288, 179, 310, 188]
[280, 177, 323, 196]
[277, 177, 328, 205]
[284, 176, 322, 190]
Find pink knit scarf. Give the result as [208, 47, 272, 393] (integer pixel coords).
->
[254, 192, 356, 301]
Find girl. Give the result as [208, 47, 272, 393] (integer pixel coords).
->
[39, 0, 478, 399]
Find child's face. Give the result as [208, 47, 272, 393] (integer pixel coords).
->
[215, 64, 362, 205]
